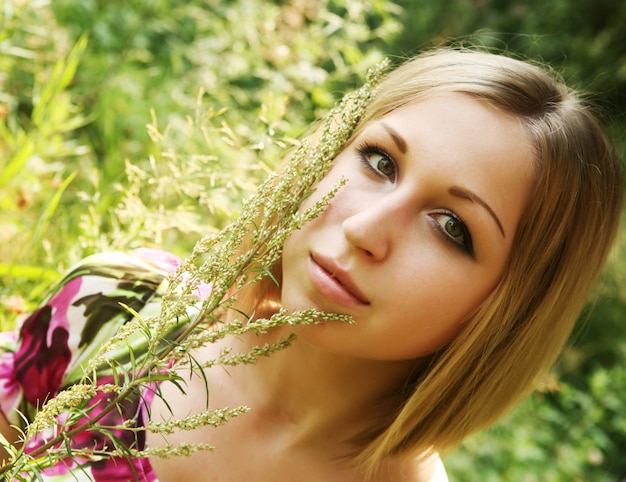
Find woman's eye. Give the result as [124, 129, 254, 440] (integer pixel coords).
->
[371, 153, 395, 177]
[357, 144, 397, 180]
[431, 212, 474, 256]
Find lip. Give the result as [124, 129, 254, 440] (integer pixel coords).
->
[308, 253, 370, 307]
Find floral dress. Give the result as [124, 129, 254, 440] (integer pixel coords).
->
[0, 249, 194, 481]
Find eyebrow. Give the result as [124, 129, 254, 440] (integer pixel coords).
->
[381, 122, 408, 153]
[449, 186, 506, 237]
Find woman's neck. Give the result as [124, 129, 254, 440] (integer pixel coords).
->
[214, 323, 419, 453]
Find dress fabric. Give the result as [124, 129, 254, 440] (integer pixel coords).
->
[0, 249, 189, 481]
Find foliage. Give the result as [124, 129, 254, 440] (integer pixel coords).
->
[48, 0, 401, 193]
[0, 61, 383, 476]
[393, 0, 626, 121]
[0, 0, 625, 480]
[445, 363, 626, 481]
[0, 0, 401, 304]
[0, 1, 93, 325]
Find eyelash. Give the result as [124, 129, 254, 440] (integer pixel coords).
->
[356, 141, 474, 257]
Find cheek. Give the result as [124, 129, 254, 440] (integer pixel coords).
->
[390, 265, 499, 352]
[299, 156, 355, 209]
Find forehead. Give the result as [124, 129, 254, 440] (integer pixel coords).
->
[369, 93, 533, 164]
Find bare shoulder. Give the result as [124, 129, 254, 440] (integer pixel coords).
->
[428, 454, 449, 482]
[412, 452, 449, 482]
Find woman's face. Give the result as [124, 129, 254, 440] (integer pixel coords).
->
[281, 93, 535, 361]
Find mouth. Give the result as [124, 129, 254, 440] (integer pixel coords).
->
[308, 253, 370, 307]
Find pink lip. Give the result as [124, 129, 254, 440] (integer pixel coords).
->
[308, 253, 370, 307]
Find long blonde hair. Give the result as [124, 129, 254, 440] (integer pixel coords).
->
[241, 47, 624, 474]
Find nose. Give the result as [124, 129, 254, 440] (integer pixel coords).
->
[342, 199, 396, 261]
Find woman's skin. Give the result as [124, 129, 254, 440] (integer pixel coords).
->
[148, 93, 535, 481]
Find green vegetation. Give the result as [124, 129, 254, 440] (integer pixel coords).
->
[1, 0, 624, 480]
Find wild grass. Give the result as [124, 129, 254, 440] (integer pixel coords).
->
[1, 0, 625, 480]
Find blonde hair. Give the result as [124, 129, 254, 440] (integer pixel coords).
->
[352, 49, 624, 471]
[241, 48, 624, 474]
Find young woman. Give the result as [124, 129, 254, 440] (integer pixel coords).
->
[0, 48, 623, 481]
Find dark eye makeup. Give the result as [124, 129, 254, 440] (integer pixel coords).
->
[430, 212, 475, 257]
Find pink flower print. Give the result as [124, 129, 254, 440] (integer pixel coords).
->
[135, 248, 181, 274]
[135, 248, 212, 300]
[25, 375, 158, 481]
[0, 332, 20, 419]
[13, 277, 82, 406]
[78, 378, 159, 481]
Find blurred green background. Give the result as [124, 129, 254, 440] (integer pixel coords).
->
[1, 0, 624, 480]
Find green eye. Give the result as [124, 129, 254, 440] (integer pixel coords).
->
[357, 143, 397, 181]
[431, 212, 474, 256]
[376, 156, 395, 177]
[444, 217, 464, 240]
